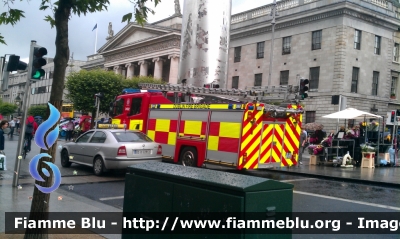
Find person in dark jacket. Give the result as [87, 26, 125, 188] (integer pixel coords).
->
[0, 120, 9, 155]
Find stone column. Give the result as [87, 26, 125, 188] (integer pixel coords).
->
[168, 54, 180, 84]
[125, 63, 134, 78]
[114, 66, 122, 75]
[138, 60, 149, 76]
[152, 57, 165, 80]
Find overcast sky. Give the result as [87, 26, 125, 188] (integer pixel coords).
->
[0, 0, 271, 64]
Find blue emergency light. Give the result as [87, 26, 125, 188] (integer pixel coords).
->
[122, 88, 161, 94]
[248, 105, 254, 110]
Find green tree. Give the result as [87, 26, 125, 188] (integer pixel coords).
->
[0, 102, 18, 116]
[66, 69, 125, 115]
[1, 1, 161, 238]
[28, 105, 48, 118]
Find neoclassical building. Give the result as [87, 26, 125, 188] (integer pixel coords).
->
[81, 12, 182, 84]
[82, 0, 400, 130]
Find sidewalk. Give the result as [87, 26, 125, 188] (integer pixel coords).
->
[0, 136, 121, 239]
[268, 152, 400, 188]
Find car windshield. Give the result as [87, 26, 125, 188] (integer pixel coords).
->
[112, 131, 153, 142]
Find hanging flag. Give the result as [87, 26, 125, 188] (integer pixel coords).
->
[92, 24, 97, 31]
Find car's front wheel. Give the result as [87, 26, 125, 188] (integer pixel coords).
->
[93, 156, 105, 176]
[61, 149, 72, 167]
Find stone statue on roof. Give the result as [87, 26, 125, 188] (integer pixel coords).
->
[174, 0, 181, 15]
[106, 22, 114, 40]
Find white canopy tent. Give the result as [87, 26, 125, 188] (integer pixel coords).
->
[322, 108, 382, 120]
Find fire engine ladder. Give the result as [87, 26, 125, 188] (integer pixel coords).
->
[139, 83, 304, 117]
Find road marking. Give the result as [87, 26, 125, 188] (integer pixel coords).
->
[280, 178, 317, 183]
[99, 196, 124, 201]
[294, 190, 400, 211]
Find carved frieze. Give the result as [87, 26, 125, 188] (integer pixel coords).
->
[104, 38, 181, 62]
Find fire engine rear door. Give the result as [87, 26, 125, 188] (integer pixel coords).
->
[258, 122, 286, 168]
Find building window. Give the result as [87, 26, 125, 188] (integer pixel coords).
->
[305, 111, 316, 123]
[354, 30, 361, 50]
[232, 76, 239, 89]
[392, 76, 398, 95]
[280, 71, 289, 85]
[234, 46, 241, 62]
[312, 30, 322, 50]
[372, 71, 379, 96]
[256, 42, 264, 59]
[394, 43, 399, 62]
[37, 86, 47, 94]
[374, 36, 381, 55]
[282, 36, 291, 55]
[254, 74, 262, 86]
[351, 67, 359, 93]
[309, 67, 320, 90]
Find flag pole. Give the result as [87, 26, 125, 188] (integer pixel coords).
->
[94, 23, 98, 54]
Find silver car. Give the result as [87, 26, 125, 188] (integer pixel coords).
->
[60, 129, 162, 175]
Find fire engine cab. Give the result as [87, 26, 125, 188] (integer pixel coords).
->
[109, 84, 304, 169]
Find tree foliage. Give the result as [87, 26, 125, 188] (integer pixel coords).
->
[28, 105, 48, 118]
[66, 69, 125, 114]
[0, 102, 18, 116]
[66, 69, 164, 114]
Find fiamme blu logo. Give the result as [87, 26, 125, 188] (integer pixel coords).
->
[28, 103, 61, 194]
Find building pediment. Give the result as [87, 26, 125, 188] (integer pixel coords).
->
[98, 23, 178, 53]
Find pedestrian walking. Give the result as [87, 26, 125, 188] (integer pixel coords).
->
[298, 127, 307, 165]
[8, 118, 16, 138]
[25, 115, 38, 152]
[0, 120, 8, 170]
[15, 118, 20, 134]
[65, 119, 75, 141]
[79, 118, 91, 136]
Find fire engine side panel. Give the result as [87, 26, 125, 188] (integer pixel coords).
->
[206, 111, 242, 165]
[147, 109, 180, 158]
[179, 111, 209, 138]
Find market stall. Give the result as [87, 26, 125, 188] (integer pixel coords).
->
[320, 108, 382, 167]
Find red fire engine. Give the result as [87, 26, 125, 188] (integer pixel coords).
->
[108, 84, 304, 169]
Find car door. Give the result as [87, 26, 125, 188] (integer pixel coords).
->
[70, 131, 94, 165]
[87, 131, 107, 164]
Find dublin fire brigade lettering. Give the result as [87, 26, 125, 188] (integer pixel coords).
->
[173, 104, 210, 109]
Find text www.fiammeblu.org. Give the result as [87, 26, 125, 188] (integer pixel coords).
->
[123, 217, 400, 232]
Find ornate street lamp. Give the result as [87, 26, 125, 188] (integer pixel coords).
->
[14, 94, 22, 116]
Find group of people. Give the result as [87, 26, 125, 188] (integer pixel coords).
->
[0, 115, 38, 159]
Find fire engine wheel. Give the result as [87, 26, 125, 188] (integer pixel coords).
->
[179, 147, 198, 167]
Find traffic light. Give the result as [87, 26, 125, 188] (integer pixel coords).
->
[391, 110, 396, 122]
[31, 47, 48, 80]
[299, 78, 309, 100]
[6, 55, 27, 72]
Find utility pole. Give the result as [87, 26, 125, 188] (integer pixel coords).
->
[267, 0, 278, 86]
[12, 40, 36, 187]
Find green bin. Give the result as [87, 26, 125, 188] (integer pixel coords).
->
[123, 162, 293, 239]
